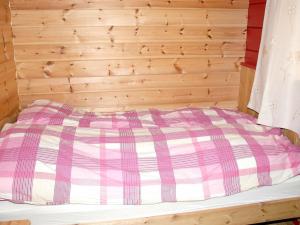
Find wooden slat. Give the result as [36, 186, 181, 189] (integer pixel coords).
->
[70, 101, 238, 112]
[16, 57, 243, 78]
[14, 42, 245, 62]
[238, 65, 257, 116]
[10, 0, 249, 10]
[19, 86, 239, 108]
[0, 221, 29, 225]
[17, 72, 240, 95]
[80, 197, 300, 225]
[11, 9, 248, 27]
[13, 26, 246, 45]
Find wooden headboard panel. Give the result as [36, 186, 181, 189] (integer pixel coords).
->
[10, 0, 248, 112]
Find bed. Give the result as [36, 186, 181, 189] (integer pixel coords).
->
[0, 96, 300, 225]
[1, 175, 300, 225]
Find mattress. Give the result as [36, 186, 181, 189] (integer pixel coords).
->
[1, 175, 300, 225]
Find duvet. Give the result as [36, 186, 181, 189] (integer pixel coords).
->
[0, 100, 299, 205]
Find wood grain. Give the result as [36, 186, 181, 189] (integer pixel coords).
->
[0, 221, 30, 225]
[10, 0, 249, 10]
[238, 65, 257, 117]
[0, 0, 19, 125]
[16, 57, 243, 78]
[19, 86, 239, 109]
[13, 26, 246, 45]
[79, 197, 300, 225]
[11, 0, 248, 111]
[14, 42, 245, 62]
[12, 9, 248, 27]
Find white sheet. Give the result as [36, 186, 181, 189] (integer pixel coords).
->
[1, 176, 300, 225]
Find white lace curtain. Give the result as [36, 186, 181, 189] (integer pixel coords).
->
[248, 0, 300, 135]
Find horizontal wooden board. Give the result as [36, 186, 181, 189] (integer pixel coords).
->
[19, 100, 238, 113]
[16, 57, 243, 78]
[18, 73, 240, 95]
[19, 86, 239, 108]
[10, 0, 249, 9]
[71, 101, 238, 112]
[11, 9, 248, 27]
[14, 42, 245, 62]
[80, 197, 300, 225]
[13, 26, 246, 45]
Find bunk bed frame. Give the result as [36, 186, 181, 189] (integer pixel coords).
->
[1, 66, 300, 225]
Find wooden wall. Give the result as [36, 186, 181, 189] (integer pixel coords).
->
[10, 0, 248, 112]
[0, 0, 19, 128]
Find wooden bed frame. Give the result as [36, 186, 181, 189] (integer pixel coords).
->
[1, 66, 300, 225]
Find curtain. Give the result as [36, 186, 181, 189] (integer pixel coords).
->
[248, 0, 300, 135]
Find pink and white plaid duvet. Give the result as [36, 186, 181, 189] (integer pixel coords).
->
[0, 100, 299, 205]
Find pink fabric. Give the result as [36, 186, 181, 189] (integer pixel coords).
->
[0, 100, 299, 205]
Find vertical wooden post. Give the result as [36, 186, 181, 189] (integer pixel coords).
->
[238, 65, 258, 117]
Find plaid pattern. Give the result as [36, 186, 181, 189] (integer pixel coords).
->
[0, 100, 299, 205]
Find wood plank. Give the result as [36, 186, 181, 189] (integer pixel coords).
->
[0, 221, 29, 225]
[17, 73, 240, 95]
[11, 9, 248, 27]
[14, 42, 245, 62]
[16, 57, 243, 78]
[10, 0, 249, 9]
[79, 197, 300, 225]
[238, 65, 257, 117]
[19, 86, 239, 108]
[12, 26, 246, 45]
[69, 101, 238, 112]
